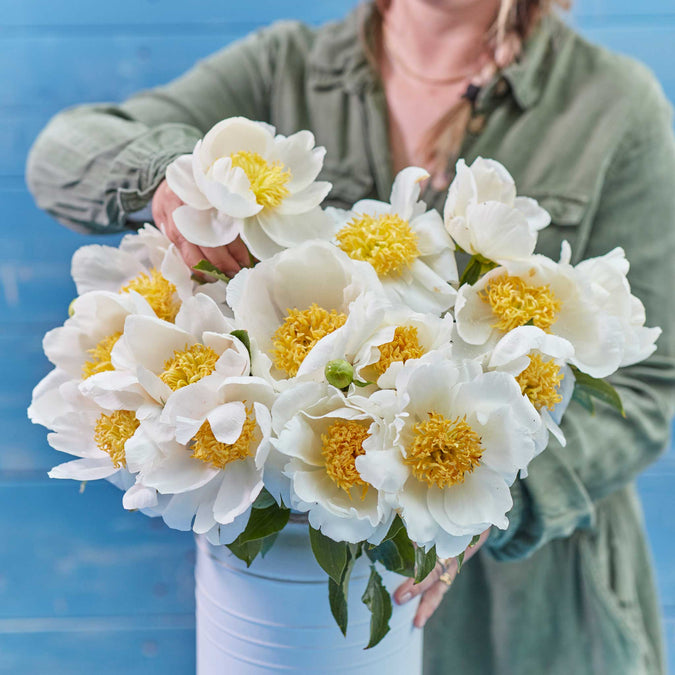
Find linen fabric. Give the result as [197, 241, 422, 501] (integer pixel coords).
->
[26, 5, 675, 674]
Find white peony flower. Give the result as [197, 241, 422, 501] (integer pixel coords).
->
[271, 382, 394, 544]
[121, 375, 276, 539]
[165, 117, 334, 259]
[32, 374, 147, 488]
[443, 157, 550, 263]
[42, 290, 156, 382]
[575, 247, 661, 368]
[487, 326, 575, 449]
[84, 294, 250, 413]
[454, 242, 658, 379]
[226, 240, 385, 386]
[328, 167, 458, 313]
[299, 292, 454, 390]
[71, 224, 227, 322]
[356, 357, 542, 558]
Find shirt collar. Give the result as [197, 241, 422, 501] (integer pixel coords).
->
[308, 2, 561, 108]
[499, 13, 560, 110]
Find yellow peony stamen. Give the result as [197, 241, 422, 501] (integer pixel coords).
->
[271, 303, 347, 377]
[82, 332, 122, 380]
[516, 353, 564, 411]
[480, 273, 561, 332]
[120, 268, 180, 323]
[321, 419, 370, 497]
[160, 343, 220, 391]
[373, 326, 425, 375]
[230, 151, 291, 209]
[336, 213, 420, 276]
[94, 410, 140, 469]
[406, 412, 484, 488]
[191, 406, 257, 470]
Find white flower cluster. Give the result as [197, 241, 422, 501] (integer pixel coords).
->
[30, 119, 660, 561]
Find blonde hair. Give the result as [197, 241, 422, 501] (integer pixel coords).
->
[369, 0, 570, 186]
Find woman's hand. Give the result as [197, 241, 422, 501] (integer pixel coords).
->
[394, 528, 491, 629]
[151, 179, 250, 278]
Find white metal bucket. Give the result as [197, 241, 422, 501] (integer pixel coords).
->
[195, 522, 423, 674]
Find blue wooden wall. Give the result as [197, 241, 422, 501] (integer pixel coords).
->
[1, 1, 673, 672]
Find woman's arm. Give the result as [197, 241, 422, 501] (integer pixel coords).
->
[487, 82, 675, 560]
[25, 26, 283, 234]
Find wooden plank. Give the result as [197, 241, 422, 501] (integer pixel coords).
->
[637, 471, 675, 607]
[0, 1, 359, 28]
[0, 190, 122, 263]
[1, 33, 247, 110]
[0, 480, 195, 618]
[571, 1, 675, 19]
[0, 624, 194, 674]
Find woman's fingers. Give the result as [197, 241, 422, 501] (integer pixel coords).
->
[413, 575, 453, 628]
[152, 179, 251, 278]
[199, 244, 243, 279]
[394, 558, 456, 605]
[227, 236, 252, 268]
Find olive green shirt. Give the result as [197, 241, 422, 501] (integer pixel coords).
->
[26, 5, 675, 674]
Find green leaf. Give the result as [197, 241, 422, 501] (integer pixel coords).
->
[414, 545, 437, 584]
[328, 551, 356, 637]
[459, 256, 482, 286]
[572, 387, 595, 414]
[225, 503, 289, 566]
[458, 254, 498, 286]
[230, 329, 252, 360]
[309, 526, 350, 585]
[260, 532, 279, 558]
[361, 565, 392, 649]
[252, 488, 277, 510]
[469, 534, 481, 548]
[570, 366, 624, 416]
[192, 259, 231, 282]
[226, 538, 263, 567]
[455, 550, 466, 573]
[380, 515, 405, 544]
[366, 522, 415, 577]
[237, 502, 290, 544]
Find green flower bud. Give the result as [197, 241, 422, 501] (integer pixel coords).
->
[324, 359, 354, 389]
[68, 298, 77, 317]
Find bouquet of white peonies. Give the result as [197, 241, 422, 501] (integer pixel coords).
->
[29, 117, 660, 648]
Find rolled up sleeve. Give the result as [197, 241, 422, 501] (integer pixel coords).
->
[25, 26, 282, 234]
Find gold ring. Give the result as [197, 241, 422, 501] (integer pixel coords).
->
[437, 557, 454, 586]
[439, 570, 454, 586]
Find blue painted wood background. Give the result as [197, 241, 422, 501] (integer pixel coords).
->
[1, 1, 673, 672]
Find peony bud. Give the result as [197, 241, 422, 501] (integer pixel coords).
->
[324, 359, 354, 389]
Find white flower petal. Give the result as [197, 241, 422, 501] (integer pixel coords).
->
[49, 457, 115, 480]
[165, 153, 211, 209]
[389, 166, 429, 221]
[173, 204, 240, 247]
[213, 460, 262, 524]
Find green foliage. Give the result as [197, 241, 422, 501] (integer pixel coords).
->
[230, 329, 252, 360]
[361, 566, 393, 649]
[192, 258, 231, 282]
[309, 526, 350, 585]
[225, 501, 290, 567]
[571, 366, 624, 416]
[366, 517, 415, 577]
[414, 544, 437, 584]
[458, 254, 498, 286]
